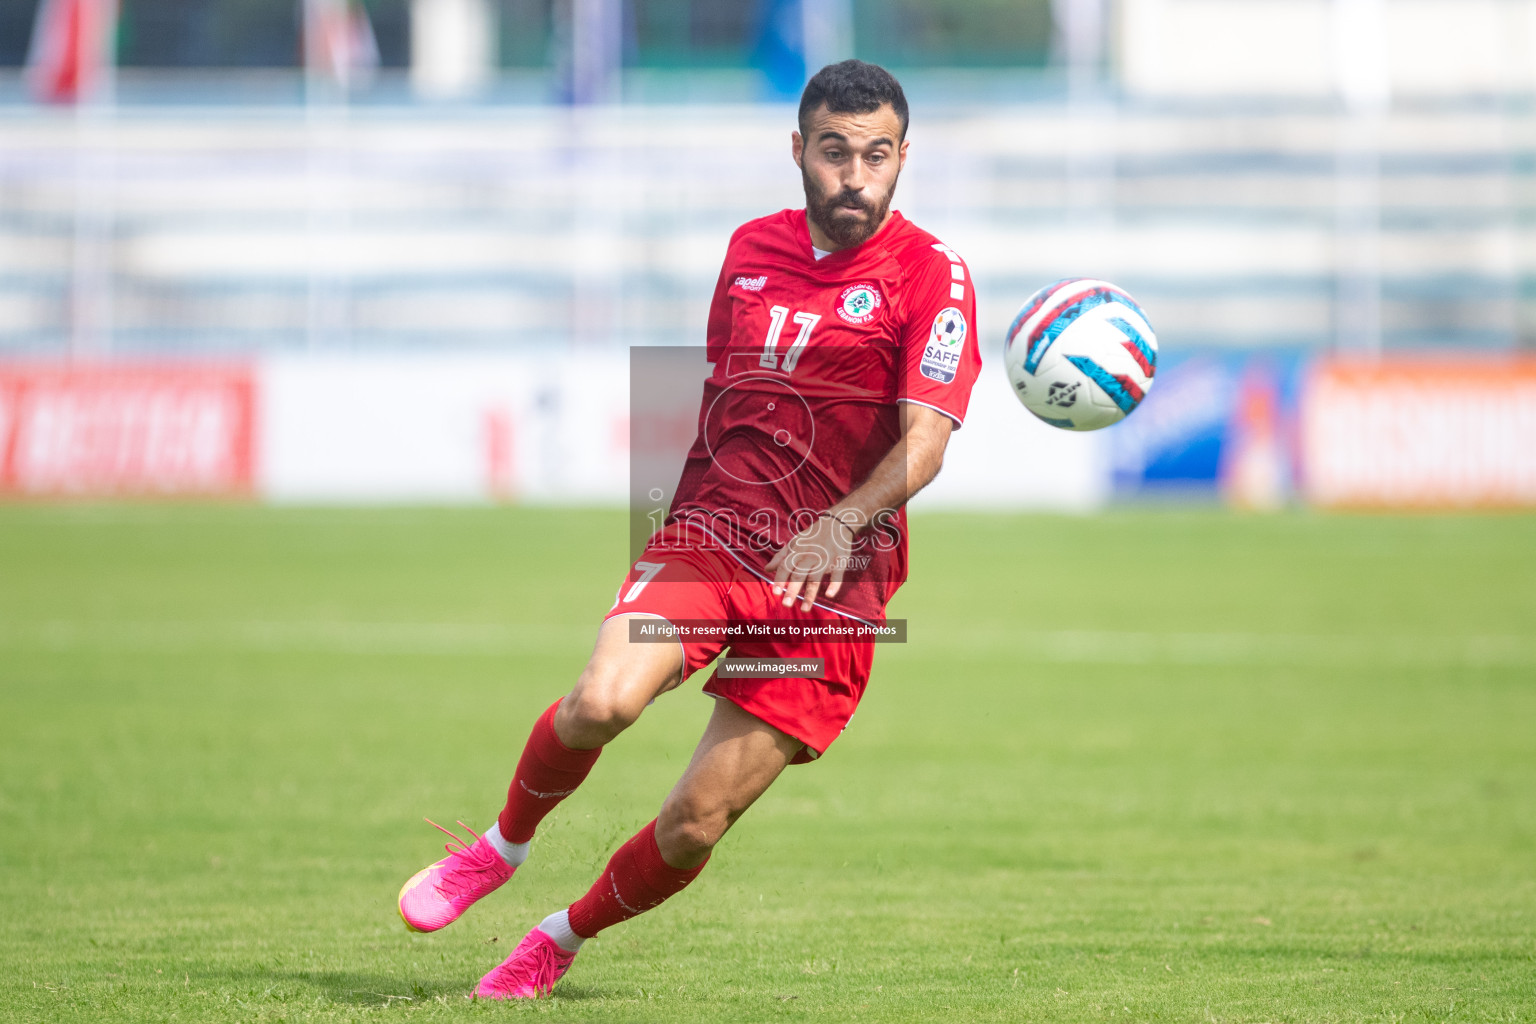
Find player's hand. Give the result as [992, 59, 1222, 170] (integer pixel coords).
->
[766, 513, 857, 612]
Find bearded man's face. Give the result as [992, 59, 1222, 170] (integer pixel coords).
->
[794, 103, 907, 250]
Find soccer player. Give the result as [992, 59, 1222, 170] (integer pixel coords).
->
[397, 59, 982, 999]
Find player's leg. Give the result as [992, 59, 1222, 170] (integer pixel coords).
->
[398, 614, 684, 934]
[650, 695, 805, 866]
[475, 698, 802, 999]
[497, 612, 686, 841]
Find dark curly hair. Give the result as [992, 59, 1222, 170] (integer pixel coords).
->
[798, 60, 909, 141]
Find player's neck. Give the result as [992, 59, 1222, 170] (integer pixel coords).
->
[805, 209, 895, 255]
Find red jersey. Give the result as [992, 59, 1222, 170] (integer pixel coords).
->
[665, 208, 983, 622]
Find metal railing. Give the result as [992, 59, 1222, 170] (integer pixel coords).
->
[2, 97, 1531, 358]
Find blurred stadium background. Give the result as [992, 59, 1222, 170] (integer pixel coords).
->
[1, 0, 1534, 508]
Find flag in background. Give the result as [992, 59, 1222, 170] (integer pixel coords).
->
[25, 0, 118, 103]
[304, 0, 381, 90]
[753, 0, 852, 100]
[753, 0, 806, 99]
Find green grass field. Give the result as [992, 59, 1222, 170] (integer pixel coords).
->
[1, 505, 1532, 1023]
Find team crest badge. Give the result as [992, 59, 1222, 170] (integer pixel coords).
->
[836, 283, 883, 325]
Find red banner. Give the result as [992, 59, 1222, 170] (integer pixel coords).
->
[0, 365, 255, 497]
[1302, 357, 1536, 508]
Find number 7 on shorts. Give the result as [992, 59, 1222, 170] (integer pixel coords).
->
[613, 561, 667, 608]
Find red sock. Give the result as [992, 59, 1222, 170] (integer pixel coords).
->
[498, 699, 602, 844]
[566, 819, 708, 938]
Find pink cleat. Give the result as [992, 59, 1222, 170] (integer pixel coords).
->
[475, 927, 577, 1000]
[397, 820, 514, 933]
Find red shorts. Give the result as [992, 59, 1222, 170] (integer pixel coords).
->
[604, 526, 878, 763]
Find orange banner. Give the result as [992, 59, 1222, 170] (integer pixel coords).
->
[1302, 356, 1536, 508]
[0, 365, 255, 497]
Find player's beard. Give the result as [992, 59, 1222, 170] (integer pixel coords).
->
[803, 169, 897, 250]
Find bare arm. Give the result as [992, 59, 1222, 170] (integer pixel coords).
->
[766, 402, 955, 611]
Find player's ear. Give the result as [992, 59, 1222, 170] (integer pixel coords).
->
[898, 137, 910, 171]
[791, 131, 804, 169]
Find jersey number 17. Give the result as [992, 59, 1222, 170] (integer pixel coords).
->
[760, 306, 820, 373]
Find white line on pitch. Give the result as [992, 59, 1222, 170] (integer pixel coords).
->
[0, 620, 593, 656]
[0, 621, 1531, 667]
[918, 628, 1536, 668]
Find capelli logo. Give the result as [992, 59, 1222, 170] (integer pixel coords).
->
[734, 275, 768, 292]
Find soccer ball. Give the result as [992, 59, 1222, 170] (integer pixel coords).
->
[1003, 278, 1157, 431]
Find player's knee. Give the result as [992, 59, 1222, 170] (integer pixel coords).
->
[657, 792, 732, 862]
[561, 682, 641, 742]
